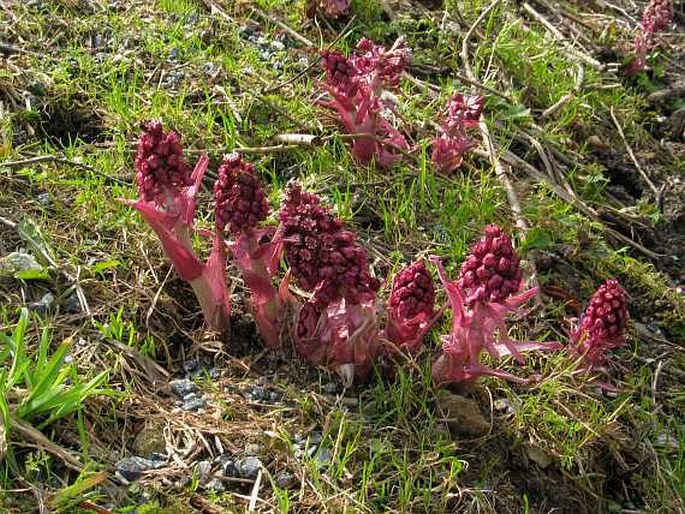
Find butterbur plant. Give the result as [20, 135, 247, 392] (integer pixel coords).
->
[279, 182, 381, 386]
[214, 154, 283, 348]
[320, 37, 412, 168]
[630, 0, 673, 73]
[126, 121, 231, 333]
[570, 280, 629, 371]
[431, 93, 484, 175]
[309, 0, 350, 18]
[384, 260, 437, 355]
[431, 226, 560, 386]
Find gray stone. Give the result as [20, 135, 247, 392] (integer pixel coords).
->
[181, 396, 206, 412]
[169, 379, 199, 398]
[115, 455, 167, 482]
[205, 477, 226, 492]
[236, 456, 262, 479]
[275, 471, 295, 489]
[217, 455, 237, 477]
[195, 460, 212, 484]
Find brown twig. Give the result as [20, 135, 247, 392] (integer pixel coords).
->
[608, 106, 661, 201]
[252, 7, 314, 47]
[461, 0, 529, 234]
[0, 154, 127, 185]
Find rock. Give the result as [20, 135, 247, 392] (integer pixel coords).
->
[525, 445, 553, 469]
[493, 398, 516, 416]
[115, 454, 167, 483]
[169, 379, 199, 398]
[236, 456, 263, 479]
[435, 390, 489, 437]
[30, 293, 54, 315]
[195, 460, 212, 484]
[275, 471, 295, 489]
[323, 380, 342, 394]
[217, 455, 237, 477]
[316, 447, 331, 466]
[205, 477, 226, 492]
[181, 396, 206, 412]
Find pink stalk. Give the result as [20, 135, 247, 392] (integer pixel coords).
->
[430, 226, 560, 387]
[319, 37, 412, 168]
[280, 182, 381, 384]
[125, 121, 231, 333]
[214, 154, 284, 348]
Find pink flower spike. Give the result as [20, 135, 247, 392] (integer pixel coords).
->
[570, 279, 629, 371]
[429, 226, 560, 388]
[319, 37, 412, 168]
[135, 120, 192, 207]
[431, 93, 484, 175]
[385, 260, 437, 354]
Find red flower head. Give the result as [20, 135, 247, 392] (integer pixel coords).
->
[385, 259, 436, 354]
[278, 183, 379, 307]
[135, 120, 191, 206]
[214, 153, 269, 235]
[457, 225, 522, 306]
[572, 280, 629, 369]
[389, 260, 435, 320]
[641, 0, 673, 33]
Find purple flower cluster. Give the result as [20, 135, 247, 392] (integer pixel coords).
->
[385, 260, 437, 354]
[135, 120, 191, 206]
[431, 93, 484, 175]
[279, 183, 379, 307]
[631, 0, 673, 73]
[214, 153, 269, 235]
[319, 37, 411, 168]
[389, 260, 435, 320]
[457, 225, 523, 306]
[572, 280, 629, 369]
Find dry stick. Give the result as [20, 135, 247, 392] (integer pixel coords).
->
[252, 7, 314, 47]
[500, 149, 663, 259]
[608, 106, 661, 200]
[460, 0, 529, 233]
[521, 2, 603, 69]
[11, 416, 83, 471]
[0, 154, 127, 185]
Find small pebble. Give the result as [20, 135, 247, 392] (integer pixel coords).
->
[181, 396, 206, 412]
[217, 455, 237, 477]
[115, 455, 166, 483]
[205, 477, 226, 492]
[275, 471, 295, 489]
[169, 379, 199, 398]
[195, 460, 212, 484]
[236, 456, 263, 479]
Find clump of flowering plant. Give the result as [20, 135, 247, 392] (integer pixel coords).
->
[384, 260, 437, 355]
[126, 121, 231, 333]
[630, 0, 673, 73]
[569, 280, 629, 371]
[431, 226, 560, 386]
[309, 0, 350, 18]
[214, 154, 284, 348]
[431, 93, 484, 175]
[279, 182, 381, 385]
[319, 37, 412, 168]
